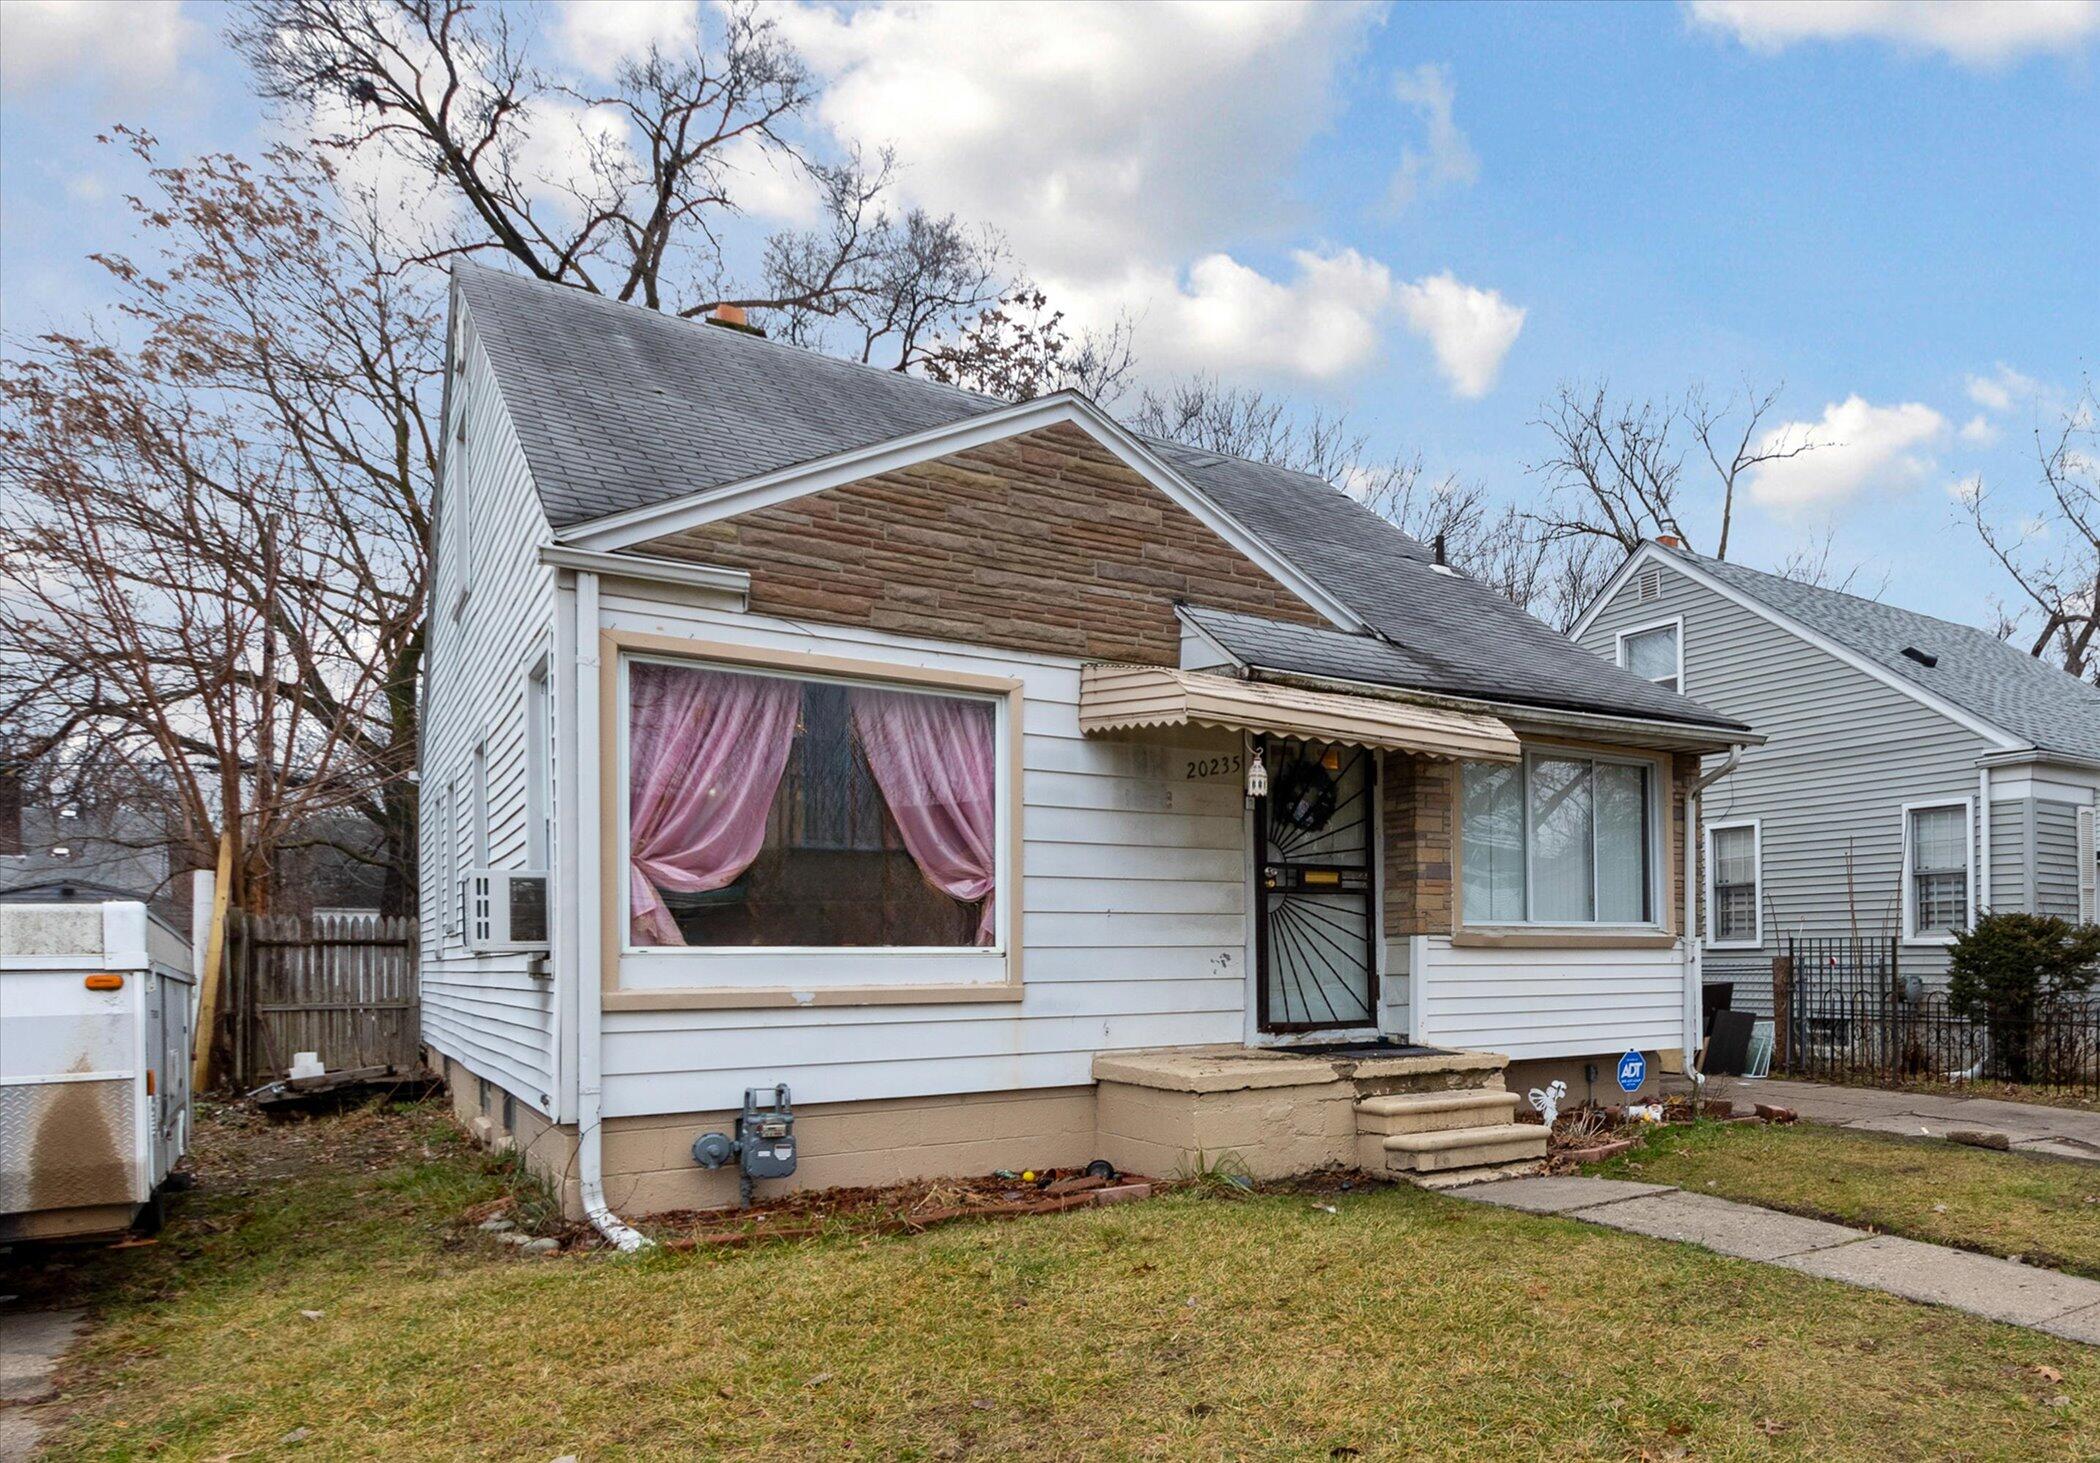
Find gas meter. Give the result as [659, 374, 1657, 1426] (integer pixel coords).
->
[691, 1084, 796, 1207]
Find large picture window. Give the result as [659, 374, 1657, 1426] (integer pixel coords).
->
[624, 657, 1001, 950]
[1461, 753, 1659, 926]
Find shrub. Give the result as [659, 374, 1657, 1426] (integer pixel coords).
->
[1946, 912, 2100, 1082]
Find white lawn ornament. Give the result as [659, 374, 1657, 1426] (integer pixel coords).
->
[1528, 1079, 1567, 1129]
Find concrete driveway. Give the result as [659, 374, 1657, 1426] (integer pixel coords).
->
[0, 1308, 86, 1463]
[1747, 1078, 2100, 1162]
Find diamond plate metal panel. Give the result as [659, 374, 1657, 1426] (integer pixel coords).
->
[0, 1079, 136, 1214]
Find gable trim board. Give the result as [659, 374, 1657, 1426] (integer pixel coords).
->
[552, 390, 1366, 634]
[1572, 542, 2025, 754]
[539, 545, 751, 604]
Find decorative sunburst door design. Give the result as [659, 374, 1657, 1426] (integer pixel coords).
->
[1255, 740, 1377, 1032]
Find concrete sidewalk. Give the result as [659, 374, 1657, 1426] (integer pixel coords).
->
[1745, 1078, 2100, 1162]
[1451, 1176, 2100, 1345]
[1, 1308, 86, 1462]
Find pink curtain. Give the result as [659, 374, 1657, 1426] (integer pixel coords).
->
[852, 688, 999, 945]
[628, 662, 801, 946]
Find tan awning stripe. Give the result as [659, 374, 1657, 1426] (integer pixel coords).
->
[1078, 664, 1520, 762]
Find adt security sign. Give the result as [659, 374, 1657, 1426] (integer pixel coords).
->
[1615, 1049, 1647, 1095]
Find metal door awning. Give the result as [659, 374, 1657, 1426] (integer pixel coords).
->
[1078, 664, 1520, 762]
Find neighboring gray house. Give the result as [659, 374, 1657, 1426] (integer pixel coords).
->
[1574, 540, 2100, 1014]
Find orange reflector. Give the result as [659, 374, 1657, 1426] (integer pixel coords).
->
[85, 973, 124, 991]
[146, 1069, 156, 1095]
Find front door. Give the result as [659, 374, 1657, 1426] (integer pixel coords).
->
[1255, 739, 1377, 1032]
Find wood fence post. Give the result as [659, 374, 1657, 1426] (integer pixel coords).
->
[1772, 955, 1793, 1072]
[191, 829, 235, 1094]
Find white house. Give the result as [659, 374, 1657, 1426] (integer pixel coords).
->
[420, 263, 1759, 1239]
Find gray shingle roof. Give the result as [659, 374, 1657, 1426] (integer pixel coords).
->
[1663, 545, 2100, 762]
[456, 260, 1745, 733]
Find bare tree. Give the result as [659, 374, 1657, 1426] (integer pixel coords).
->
[1528, 379, 1816, 560]
[232, 0, 1012, 362]
[1964, 378, 2100, 682]
[0, 132, 438, 911]
[921, 288, 1136, 404]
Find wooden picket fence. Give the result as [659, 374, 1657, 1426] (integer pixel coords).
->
[220, 912, 423, 1089]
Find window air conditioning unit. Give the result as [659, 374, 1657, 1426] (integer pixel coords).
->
[461, 869, 550, 952]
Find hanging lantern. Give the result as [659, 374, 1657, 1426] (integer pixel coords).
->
[1245, 742, 1268, 800]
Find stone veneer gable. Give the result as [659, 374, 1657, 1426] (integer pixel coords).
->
[629, 421, 1328, 665]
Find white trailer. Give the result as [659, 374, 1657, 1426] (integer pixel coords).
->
[0, 902, 195, 1243]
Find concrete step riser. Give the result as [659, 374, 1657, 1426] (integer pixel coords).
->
[1356, 1093, 1521, 1137]
[1388, 1134, 1548, 1174]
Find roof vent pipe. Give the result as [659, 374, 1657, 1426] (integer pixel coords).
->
[1901, 646, 1938, 667]
[1432, 532, 1447, 566]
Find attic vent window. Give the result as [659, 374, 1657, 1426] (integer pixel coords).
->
[1638, 569, 1663, 602]
[1901, 646, 1938, 668]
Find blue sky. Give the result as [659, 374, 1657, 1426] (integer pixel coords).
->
[3, 1, 2095, 631]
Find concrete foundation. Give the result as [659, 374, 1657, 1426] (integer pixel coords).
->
[436, 1041, 1661, 1218]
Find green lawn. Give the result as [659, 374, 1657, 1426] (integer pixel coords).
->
[13, 1104, 2098, 1461]
[1592, 1118, 2100, 1279]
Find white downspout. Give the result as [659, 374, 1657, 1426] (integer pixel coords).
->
[1684, 745, 1743, 1065]
[1977, 767, 1992, 913]
[574, 569, 648, 1253]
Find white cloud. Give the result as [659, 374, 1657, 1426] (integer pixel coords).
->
[769, 2, 1443, 384]
[0, 0, 196, 95]
[555, 0, 699, 79]
[1387, 63, 1479, 210]
[1393, 273, 1526, 399]
[1958, 413, 1999, 446]
[1687, 1, 2100, 67]
[1057, 250, 1396, 382]
[1745, 396, 1947, 511]
[714, 134, 826, 226]
[1965, 362, 2041, 414]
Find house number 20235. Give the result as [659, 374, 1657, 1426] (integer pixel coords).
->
[1185, 754, 1244, 781]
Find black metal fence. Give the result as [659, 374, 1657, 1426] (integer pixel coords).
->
[1776, 936, 2100, 1099]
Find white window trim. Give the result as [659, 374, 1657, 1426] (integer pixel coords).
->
[525, 652, 553, 869]
[1615, 616, 1685, 694]
[1704, 816, 1762, 950]
[1900, 796, 1975, 947]
[1460, 747, 1670, 932]
[614, 649, 1015, 984]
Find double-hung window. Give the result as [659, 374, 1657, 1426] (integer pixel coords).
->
[1706, 820, 1761, 948]
[1903, 800, 1972, 942]
[1461, 752, 1661, 927]
[1616, 619, 1683, 693]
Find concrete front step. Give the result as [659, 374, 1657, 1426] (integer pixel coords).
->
[1355, 1089, 1521, 1136]
[1380, 1122, 1549, 1174]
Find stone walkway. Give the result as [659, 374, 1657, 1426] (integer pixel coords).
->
[0, 1308, 86, 1463]
[1452, 1176, 2100, 1345]
[1743, 1078, 2100, 1162]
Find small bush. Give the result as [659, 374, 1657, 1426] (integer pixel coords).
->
[1947, 912, 2100, 1082]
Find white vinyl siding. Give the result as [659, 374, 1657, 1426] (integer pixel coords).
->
[1422, 939, 1685, 1061]
[417, 299, 561, 1112]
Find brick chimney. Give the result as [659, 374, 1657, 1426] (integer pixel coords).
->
[1654, 534, 1683, 549]
[711, 304, 748, 328]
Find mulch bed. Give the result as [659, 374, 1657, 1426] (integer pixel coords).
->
[632, 1167, 1167, 1252]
